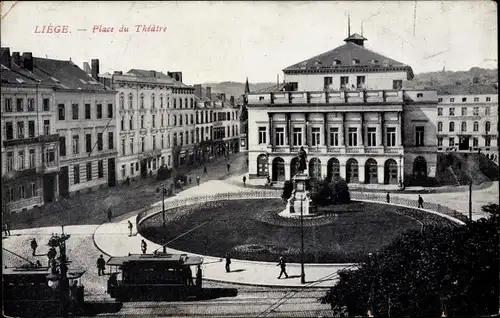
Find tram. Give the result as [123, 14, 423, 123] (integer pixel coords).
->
[106, 252, 204, 301]
[2, 264, 86, 316]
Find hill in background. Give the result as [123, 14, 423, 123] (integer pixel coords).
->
[202, 68, 498, 97]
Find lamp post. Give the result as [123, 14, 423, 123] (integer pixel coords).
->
[300, 195, 306, 284]
[469, 181, 473, 221]
[156, 185, 168, 253]
[398, 154, 403, 188]
[46, 233, 71, 318]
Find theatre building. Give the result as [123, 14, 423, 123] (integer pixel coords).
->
[246, 33, 438, 186]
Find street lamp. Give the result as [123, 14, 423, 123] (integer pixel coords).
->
[300, 195, 306, 284]
[468, 181, 473, 221]
[156, 185, 168, 253]
[46, 233, 71, 318]
[398, 154, 403, 188]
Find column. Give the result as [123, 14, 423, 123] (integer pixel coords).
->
[341, 113, 346, 146]
[398, 111, 404, 147]
[268, 113, 273, 147]
[377, 113, 383, 147]
[285, 113, 290, 146]
[377, 164, 385, 184]
[323, 113, 328, 146]
[360, 112, 365, 146]
[358, 163, 365, 183]
[321, 163, 327, 179]
[358, 122, 363, 146]
[285, 162, 291, 180]
[304, 113, 309, 146]
[380, 112, 385, 147]
[339, 163, 346, 179]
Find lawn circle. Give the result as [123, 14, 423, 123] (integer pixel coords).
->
[139, 198, 453, 264]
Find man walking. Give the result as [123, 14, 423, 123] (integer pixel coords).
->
[243, 175, 247, 187]
[3, 222, 10, 236]
[225, 256, 231, 273]
[141, 239, 147, 254]
[277, 256, 288, 279]
[203, 166, 207, 174]
[128, 221, 133, 236]
[107, 208, 112, 222]
[30, 238, 38, 256]
[386, 192, 390, 203]
[227, 163, 231, 172]
[196, 176, 200, 186]
[418, 195, 424, 209]
[97, 254, 106, 276]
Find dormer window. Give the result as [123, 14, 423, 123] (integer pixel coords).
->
[314, 60, 322, 66]
[417, 93, 423, 98]
[382, 60, 389, 66]
[371, 59, 379, 64]
[333, 59, 341, 65]
[352, 59, 360, 65]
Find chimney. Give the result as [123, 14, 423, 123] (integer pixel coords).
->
[150, 70, 156, 77]
[194, 84, 202, 98]
[83, 62, 91, 74]
[206, 87, 212, 100]
[22, 52, 33, 71]
[230, 96, 235, 106]
[1, 47, 11, 68]
[114, 71, 123, 75]
[219, 93, 226, 101]
[167, 71, 183, 83]
[91, 59, 100, 80]
[12, 52, 21, 65]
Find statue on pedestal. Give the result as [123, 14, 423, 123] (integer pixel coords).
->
[297, 146, 307, 174]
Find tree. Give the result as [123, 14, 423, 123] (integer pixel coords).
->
[308, 177, 351, 206]
[320, 206, 499, 317]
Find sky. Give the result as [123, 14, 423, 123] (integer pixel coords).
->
[1, 1, 497, 84]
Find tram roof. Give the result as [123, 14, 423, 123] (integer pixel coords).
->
[3, 266, 86, 279]
[107, 253, 203, 267]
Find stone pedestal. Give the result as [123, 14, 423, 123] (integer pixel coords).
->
[282, 172, 313, 217]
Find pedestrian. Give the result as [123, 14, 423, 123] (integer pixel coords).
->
[186, 266, 193, 285]
[70, 280, 79, 314]
[243, 175, 247, 187]
[128, 220, 133, 236]
[196, 176, 200, 186]
[386, 192, 390, 203]
[189, 177, 192, 185]
[97, 254, 106, 276]
[47, 247, 57, 266]
[277, 256, 288, 279]
[418, 195, 424, 209]
[267, 175, 271, 186]
[3, 222, 10, 236]
[126, 176, 130, 186]
[141, 239, 147, 254]
[225, 256, 231, 273]
[30, 238, 38, 256]
[107, 208, 112, 222]
[227, 163, 230, 172]
[196, 265, 202, 287]
[36, 260, 42, 267]
[203, 166, 207, 174]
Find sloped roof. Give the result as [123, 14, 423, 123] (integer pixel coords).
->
[31, 57, 110, 91]
[283, 41, 414, 79]
[436, 84, 498, 95]
[253, 83, 288, 93]
[126, 69, 189, 87]
[343, 33, 367, 41]
[1, 63, 43, 85]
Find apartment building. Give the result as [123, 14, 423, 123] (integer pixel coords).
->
[1, 48, 60, 213]
[436, 84, 498, 161]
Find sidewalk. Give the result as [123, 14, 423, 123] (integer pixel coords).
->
[92, 180, 354, 288]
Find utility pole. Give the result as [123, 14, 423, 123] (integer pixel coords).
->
[156, 185, 168, 253]
[300, 196, 305, 284]
[469, 181, 473, 221]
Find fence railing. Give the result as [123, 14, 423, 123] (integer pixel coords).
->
[136, 189, 467, 227]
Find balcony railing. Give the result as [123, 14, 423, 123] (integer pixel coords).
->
[248, 90, 411, 105]
[264, 145, 403, 155]
[3, 134, 60, 148]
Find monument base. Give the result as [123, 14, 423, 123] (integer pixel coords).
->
[280, 172, 314, 218]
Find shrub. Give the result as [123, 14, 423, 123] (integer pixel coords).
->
[332, 178, 351, 204]
[308, 177, 351, 206]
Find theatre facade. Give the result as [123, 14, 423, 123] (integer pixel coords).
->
[246, 33, 438, 186]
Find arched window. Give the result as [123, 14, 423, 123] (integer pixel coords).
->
[119, 93, 125, 109]
[449, 122, 455, 132]
[437, 122, 443, 132]
[461, 121, 467, 132]
[151, 94, 155, 108]
[473, 121, 479, 132]
[485, 121, 491, 132]
[173, 115, 177, 126]
[140, 94, 144, 109]
[128, 93, 133, 108]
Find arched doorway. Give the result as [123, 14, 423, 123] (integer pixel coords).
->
[412, 156, 428, 185]
[384, 159, 398, 184]
[272, 157, 285, 182]
[364, 158, 378, 184]
[290, 157, 299, 179]
[327, 158, 340, 181]
[257, 154, 268, 177]
[346, 158, 359, 183]
[309, 158, 321, 179]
